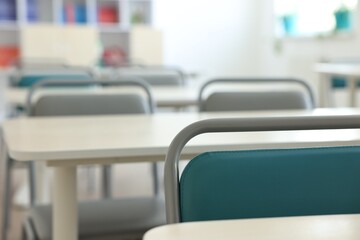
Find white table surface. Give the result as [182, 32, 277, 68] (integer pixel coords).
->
[3, 108, 360, 240]
[315, 63, 360, 107]
[5, 108, 360, 164]
[143, 214, 360, 240]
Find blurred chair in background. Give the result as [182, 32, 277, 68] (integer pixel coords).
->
[115, 65, 186, 86]
[198, 78, 315, 112]
[3, 79, 165, 240]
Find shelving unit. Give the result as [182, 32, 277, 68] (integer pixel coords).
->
[0, 0, 156, 67]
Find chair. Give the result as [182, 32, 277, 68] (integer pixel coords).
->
[198, 78, 315, 112]
[164, 116, 360, 223]
[115, 66, 186, 86]
[20, 79, 165, 240]
[320, 58, 360, 89]
[10, 67, 94, 87]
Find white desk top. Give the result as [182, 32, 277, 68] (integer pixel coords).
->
[3, 108, 360, 164]
[315, 63, 360, 76]
[143, 214, 360, 240]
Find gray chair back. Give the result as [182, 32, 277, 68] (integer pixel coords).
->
[198, 78, 315, 112]
[25, 78, 157, 205]
[26, 79, 155, 116]
[116, 66, 186, 86]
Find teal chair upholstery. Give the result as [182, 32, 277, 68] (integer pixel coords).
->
[331, 76, 360, 88]
[17, 74, 92, 87]
[180, 147, 360, 222]
[322, 58, 360, 89]
[164, 116, 360, 223]
[10, 66, 94, 87]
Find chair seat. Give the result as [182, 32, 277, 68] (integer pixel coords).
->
[26, 197, 166, 240]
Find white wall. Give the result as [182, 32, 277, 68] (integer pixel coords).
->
[154, 0, 360, 105]
[153, 0, 262, 79]
[256, 0, 360, 92]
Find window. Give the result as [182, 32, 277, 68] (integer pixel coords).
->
[275, 0, 358, 37]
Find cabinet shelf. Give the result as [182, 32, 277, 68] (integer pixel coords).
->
[0, 22, 18, 30]
[98, 25, 129, 33]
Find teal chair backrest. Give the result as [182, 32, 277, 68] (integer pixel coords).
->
[17, 74, 92, 87]
[180, 146, 360, 222]
[331, 76, 360, 88]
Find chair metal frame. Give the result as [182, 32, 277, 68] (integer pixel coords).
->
[198, 78, 316, 111]
[164, 115, 360, 223]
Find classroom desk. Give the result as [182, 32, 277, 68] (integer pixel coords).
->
[5, 85, 199, 109]
[315, 63, 360, 107]
[3, 108, 360, 240]
[143, 214, 360, 240]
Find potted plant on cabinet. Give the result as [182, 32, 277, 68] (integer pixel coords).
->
[334, 3, 353, 31]
[280, 13, 297, 36]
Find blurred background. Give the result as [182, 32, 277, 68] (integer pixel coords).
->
[1, 0, 360, 239]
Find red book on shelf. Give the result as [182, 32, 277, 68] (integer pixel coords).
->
[98, 7, 118, 24]
[0, 46, 19, 68]
[65, 4, 75, 23]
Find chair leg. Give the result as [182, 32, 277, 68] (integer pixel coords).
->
[102, 165, 112, 198]
[1, 155, 12, 240]
[21, 218, 37, 240]
[28, 162, 36, 207]
[151, 163, 159, 196]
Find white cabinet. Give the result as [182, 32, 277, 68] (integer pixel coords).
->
[0, 0, 157, 66]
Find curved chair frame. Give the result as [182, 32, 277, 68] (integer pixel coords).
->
[198, 78, 316, 111]
[164, 115, 360, 223]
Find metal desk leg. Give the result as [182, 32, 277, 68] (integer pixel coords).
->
[348, 76, 357, 107]
[53, 165, 77, 240]
[35, 162, 50, 204]
[319, 73, 333, 107]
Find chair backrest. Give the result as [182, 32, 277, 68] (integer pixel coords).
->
[26, 78, 157, 206]
[116, 66, 185, 86]
[198, 78, 315, 112]
[164, 116, 360, 223]
[12, 67, 94, 87]
[26, 79, 155, 116]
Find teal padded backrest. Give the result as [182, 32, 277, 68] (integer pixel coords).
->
[18, 74, 91, 87]
[331, 76, 360, 88]
[180, 146, 360, 222]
